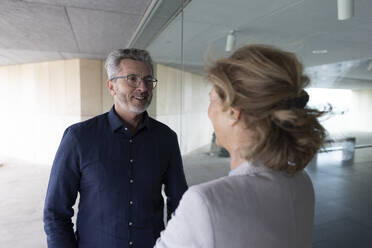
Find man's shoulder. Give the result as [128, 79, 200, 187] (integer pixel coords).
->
[67, 112, 108, 136]
[148, 117, 177, 136]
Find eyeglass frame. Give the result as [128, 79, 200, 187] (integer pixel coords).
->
[109, 74, 158, 89]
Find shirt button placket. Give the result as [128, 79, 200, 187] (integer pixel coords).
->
[128, 137, 134, 246]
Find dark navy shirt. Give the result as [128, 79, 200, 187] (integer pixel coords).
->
[43, 107, 188, 248]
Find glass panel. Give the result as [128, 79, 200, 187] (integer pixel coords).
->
[132, 0, 192, 153]
[139, 0, 372, 154]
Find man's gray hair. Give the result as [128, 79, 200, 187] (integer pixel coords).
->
[105, 48, 154, 80]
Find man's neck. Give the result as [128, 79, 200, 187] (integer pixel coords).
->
[114, 105, 144, 133]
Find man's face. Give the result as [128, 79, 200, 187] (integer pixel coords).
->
[109, 59, 153, 114]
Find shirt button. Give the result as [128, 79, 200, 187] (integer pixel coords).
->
[129, 201, 133, 205]
[129, 139, 133, 143]
[129, 241, 133, 246]
[130, 179, 134, 184]
[124, 127, 128, 131]
[130, 159, 134, 163]
[129, 222, 133, 226]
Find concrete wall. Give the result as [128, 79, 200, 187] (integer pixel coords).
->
[155, 64, 213, 154]
[80, 59, 113, 121]
[3, 58, 369, 164]
[0, 59, 113, 165]
[0, 60, 212, 165]
[0, 60, 79, 165]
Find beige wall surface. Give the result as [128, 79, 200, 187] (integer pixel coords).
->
[0, 60, 82, 165]
[0, 59, 112, 165]
[80, 59, 103, 118]
[0, 59, 213, 164]
[155, 64, 213, 154]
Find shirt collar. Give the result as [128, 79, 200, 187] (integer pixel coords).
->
[228, 160, 271, 176]
[108, 106, 151, 133]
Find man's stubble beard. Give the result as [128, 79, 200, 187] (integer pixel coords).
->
[116, 88, 152, 114]
[128, 94, 152, 113]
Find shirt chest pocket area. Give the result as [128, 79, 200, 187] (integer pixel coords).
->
[80, 159, 130, 193]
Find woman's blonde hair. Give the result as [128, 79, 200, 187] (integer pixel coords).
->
[208, 44, 327, 173]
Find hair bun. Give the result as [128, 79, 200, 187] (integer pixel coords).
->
[293, 90, 309, 108]
[281, 90, 309, 109]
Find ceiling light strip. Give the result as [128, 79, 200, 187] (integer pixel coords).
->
[127, 0, 163, 48]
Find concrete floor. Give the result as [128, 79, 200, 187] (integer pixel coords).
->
[309, 148, 372, 248]
[182, 133, 372, 248]
[0, 133, 372, 247]
[0, 161, 49, 247]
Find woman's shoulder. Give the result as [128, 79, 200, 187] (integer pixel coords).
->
[186, 169, 313, 206]
[186, 175, 247, 204]
[189, 176, 232, 193]
[188, 168, 273, 194]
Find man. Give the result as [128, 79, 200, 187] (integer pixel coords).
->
[44, 48, 188, 248]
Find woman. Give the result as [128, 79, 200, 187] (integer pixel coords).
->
[154, 44, 326, 248]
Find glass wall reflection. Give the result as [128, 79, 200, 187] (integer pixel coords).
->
[133, 0, 372, 154]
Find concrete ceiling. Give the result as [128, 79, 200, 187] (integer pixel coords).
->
[1, 0, 372, 89]
[146, 0, 372, 89]
[0, 0, 153, 65]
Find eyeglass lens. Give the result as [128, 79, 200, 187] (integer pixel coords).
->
[126, 74, 156, 88]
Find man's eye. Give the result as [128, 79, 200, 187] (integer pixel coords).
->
[128, 75, 138, 82]
[143, 77, 153, 83]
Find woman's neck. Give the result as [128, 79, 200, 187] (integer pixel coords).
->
[220, 119, 253, 171]
[228, 147, 246, 170]
[226, 125, 253, 171]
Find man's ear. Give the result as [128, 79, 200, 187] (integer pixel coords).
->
[106, 80, 115, 96]
[228, 107, 241, 126]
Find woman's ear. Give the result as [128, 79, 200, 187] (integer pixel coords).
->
[228, 107, 241, 126]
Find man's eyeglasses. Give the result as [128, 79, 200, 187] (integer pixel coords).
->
[110, 74, 158, 89]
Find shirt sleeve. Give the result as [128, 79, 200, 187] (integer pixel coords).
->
[154, 187, 214, 248]
[43, 128, 80, 248]
[163, 132, 188, 220]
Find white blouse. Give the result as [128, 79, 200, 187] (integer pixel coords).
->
[154, 161, 315, 248]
